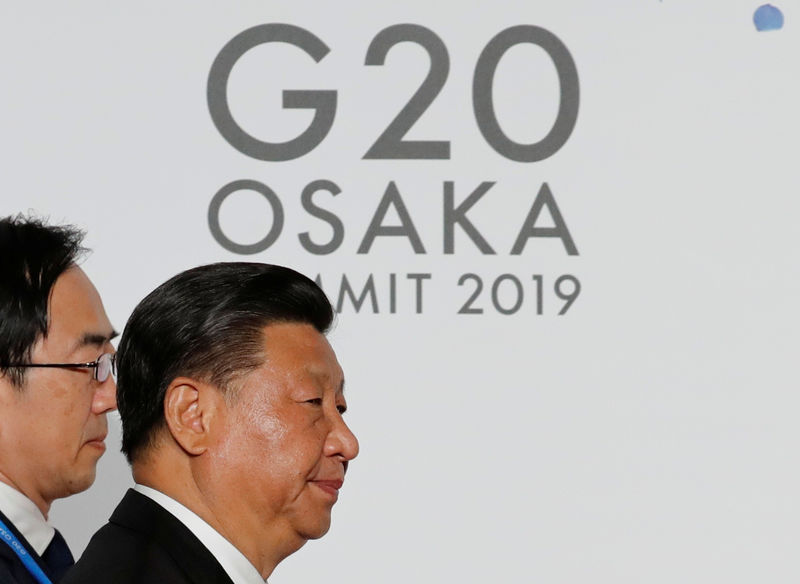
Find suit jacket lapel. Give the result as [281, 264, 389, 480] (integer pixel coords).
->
[110, 489, 235, 584]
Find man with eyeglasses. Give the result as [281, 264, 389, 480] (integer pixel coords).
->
[0, 215, 117, 584]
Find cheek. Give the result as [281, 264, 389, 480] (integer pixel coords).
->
[214, 404, 291, 479]
[35, 375, 94, 422]
[243, 401, 289, 442]
[240, 407, 326, 483]
[22, 387, 90, 445]
[59, 394, 95, 437]
[245, 411, 309, 480]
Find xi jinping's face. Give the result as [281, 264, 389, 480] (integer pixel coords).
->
[210, 322, 359, 549]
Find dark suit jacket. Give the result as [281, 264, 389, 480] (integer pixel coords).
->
[0, 508, 63, 584]
[61, 489, 234, 584]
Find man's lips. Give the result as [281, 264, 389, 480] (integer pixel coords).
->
[85, 433, 107, 450]
[312, 479, 344, 497]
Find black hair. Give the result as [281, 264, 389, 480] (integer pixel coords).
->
[117, 262, 334, 463]
[0, 214, 86, 387]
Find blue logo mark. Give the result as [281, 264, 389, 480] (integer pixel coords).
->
[754, 4, 784, 31]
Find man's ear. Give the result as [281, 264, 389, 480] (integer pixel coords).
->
[163, 377, 223, 456]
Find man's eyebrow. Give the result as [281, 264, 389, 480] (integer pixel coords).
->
[74, 330, 119, 350]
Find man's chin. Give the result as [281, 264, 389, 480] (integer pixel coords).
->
[297, 515, 333, 541]
[62, 467, 98, 498]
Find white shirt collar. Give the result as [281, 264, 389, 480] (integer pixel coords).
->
[0, 481, 55, 556]
[134, 484, 266, 584]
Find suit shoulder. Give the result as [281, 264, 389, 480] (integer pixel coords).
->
[62, 522, 188, 584]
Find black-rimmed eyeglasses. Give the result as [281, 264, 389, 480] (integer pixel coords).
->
[2, 353, 117, 383]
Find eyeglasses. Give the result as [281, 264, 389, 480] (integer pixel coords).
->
[3, 353, 117, 383]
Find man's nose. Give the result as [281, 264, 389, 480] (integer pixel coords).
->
[92, 376, 117, 414]
[325, 415, 359, 462]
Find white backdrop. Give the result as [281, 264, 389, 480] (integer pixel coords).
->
[2, 2, 799, 582]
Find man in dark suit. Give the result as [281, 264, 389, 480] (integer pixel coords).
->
[0, 215, 118, 584]
[64, 263, 359, 584]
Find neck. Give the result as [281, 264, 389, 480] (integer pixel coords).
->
[0, 471, 50, 518]
[133, 447, 304, 580]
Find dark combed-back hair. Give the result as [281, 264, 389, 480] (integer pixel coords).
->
[117, 262, 334, 463]
[0, 215, 86, 387]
